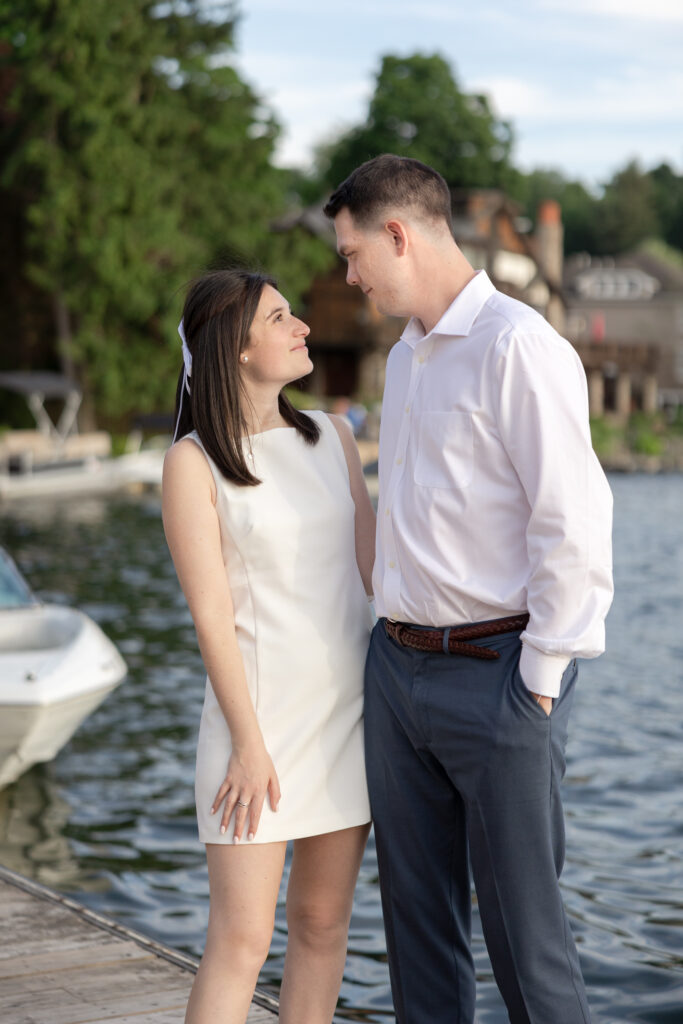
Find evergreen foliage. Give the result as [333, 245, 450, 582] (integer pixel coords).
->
[509, 161, 683, 258]
[315, 54, 515, 193]
[0, 0, 332, 419]
[1, 9, 682, 426]
[307, 51, 683, 263]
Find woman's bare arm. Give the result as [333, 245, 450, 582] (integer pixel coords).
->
[327, 414, 376, 596]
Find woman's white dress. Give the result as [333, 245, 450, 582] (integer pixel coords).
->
[185, 411, 372, 844]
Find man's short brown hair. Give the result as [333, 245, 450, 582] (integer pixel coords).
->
[323, 153, 452, 232]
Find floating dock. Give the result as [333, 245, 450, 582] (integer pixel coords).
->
[0, 863, 278, 1023]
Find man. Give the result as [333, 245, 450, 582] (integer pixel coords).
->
[323, 154, 613, 1024]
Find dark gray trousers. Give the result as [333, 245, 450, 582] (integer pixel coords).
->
[364, 619, 591, 1024]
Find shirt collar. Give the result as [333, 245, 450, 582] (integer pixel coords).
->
[399, 270, 496, 349]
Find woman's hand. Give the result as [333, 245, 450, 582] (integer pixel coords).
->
[210, 741, 281, 843]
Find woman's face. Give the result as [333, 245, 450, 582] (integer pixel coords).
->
[241, 285, 313, 387]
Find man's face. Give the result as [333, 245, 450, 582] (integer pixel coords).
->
[333, 207, 405, 316]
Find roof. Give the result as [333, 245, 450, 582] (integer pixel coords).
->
[565, 248, 683, 297]
[272, 206, 337, 246]
[0, 372, 81, 399]
[276, 189, 530, 250]
[450, 188, 522, 233]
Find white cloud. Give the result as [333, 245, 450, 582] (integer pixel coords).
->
[234, 51, 373, 167]
[516, 129, 682, 182]
[233, 0, 683, 181]
[236, 0, 402, 14]
[474, 68, 683, 124]
[386, 2, 476, 22]
[539, 0, 683, 21]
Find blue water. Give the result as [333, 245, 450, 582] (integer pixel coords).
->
[1, 472, 682, 1021]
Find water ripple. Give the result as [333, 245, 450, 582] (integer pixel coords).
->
[1, 476, 683, 1021]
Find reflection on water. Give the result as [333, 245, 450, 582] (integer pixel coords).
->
[0, 771, 77, 886]
[1, 476, 682, 1022]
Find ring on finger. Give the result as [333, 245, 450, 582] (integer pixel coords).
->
[236, 800, 249, 808]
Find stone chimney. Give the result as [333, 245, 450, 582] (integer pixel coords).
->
[535, 199, 565, 333]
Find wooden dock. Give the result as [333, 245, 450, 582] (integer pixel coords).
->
[0, 863, 278, 1023]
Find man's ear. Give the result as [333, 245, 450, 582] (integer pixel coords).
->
[384, 219, 408, 256]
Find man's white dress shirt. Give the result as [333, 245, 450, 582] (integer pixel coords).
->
[373, 270, 613, 698]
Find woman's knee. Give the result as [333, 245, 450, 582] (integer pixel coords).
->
[206, 911, 274, 968]
[286, 899, 349, 952]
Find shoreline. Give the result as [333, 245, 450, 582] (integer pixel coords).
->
[600, 453, 683, 473]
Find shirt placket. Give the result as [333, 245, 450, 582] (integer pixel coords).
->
[381, 337, 433, 620]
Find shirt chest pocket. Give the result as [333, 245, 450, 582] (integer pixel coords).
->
[413, 411, 474, 489]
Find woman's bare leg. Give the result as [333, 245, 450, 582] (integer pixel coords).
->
[184, 841, 287, 1024]
[279, 823, 371, 1024]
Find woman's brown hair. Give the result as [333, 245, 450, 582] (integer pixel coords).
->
[173, 269, 319, 485]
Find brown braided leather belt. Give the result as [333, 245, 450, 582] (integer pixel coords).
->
[384, 613, 530, 661]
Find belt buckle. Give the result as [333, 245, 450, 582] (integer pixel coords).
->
[387, 619, 408, 646]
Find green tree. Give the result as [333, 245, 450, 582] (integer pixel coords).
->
[592, 160, 660, 255]
[510, 160, 683, 258]
[648, 162, 683, 253]
[508, 168, 600, 255]
[316, 53, 515, 193]
[0, 0, 331, 421]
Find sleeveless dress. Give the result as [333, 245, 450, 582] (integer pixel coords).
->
[185, 411, 373, 844]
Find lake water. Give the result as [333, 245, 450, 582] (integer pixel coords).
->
[1, 473, 682, 1022]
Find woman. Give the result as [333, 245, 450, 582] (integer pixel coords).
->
[162, 268, 375, 1024]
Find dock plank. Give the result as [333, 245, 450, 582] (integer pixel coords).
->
[0, 866, 278, 1023]
[0, 986, 192, 1023]
[0, 942, 155, 979]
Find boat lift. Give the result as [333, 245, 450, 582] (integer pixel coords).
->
[0, 371, 82, 443]
[0, 372, 165, 500]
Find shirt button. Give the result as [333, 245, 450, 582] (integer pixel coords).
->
[389, 561, 395, 569]
[418, 356, 425, 364]
[385, 508, 390, 516]
[396, 457, 402, 465]
[405, 405, 410, 413]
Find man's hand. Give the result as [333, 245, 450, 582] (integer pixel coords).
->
[530, 692, 553, 717]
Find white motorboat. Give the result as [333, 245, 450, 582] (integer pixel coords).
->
[0, 547, 127, 789]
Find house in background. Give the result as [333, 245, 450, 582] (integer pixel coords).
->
[286, 192, 568, 403]
[450, 191, 566, 335]
[564, 248, 683, 415]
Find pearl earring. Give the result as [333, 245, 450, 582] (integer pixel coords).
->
[241, 355, 248, 363]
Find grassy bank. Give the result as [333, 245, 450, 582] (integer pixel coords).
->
[591, 412, 683, 471]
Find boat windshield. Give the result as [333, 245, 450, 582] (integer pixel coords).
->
[0, 548, 37, 608]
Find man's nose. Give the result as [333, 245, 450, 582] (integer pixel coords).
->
[346, 264, 359, 286]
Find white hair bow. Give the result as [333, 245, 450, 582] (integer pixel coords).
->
[172, 319, 191, 444]
[178, 319, 192, 379]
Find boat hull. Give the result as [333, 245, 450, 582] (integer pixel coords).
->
[0, 450, 163, 501]
[0, 604, 127, 788]
[0, 685, 121, 788]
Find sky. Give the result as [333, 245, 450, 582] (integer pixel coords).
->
[232, 0, 683, 189]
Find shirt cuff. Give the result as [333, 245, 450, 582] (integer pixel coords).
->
[519, 643, 571, 699]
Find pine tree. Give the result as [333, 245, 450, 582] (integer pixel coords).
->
[316, 53, 515, 194]
[0, 0, 331, 420]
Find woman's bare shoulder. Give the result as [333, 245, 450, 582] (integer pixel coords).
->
[326, 412, 354, 445]
[163, 436, 216, 501]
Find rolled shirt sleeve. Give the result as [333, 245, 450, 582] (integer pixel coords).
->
[495, 328, 614, 697]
